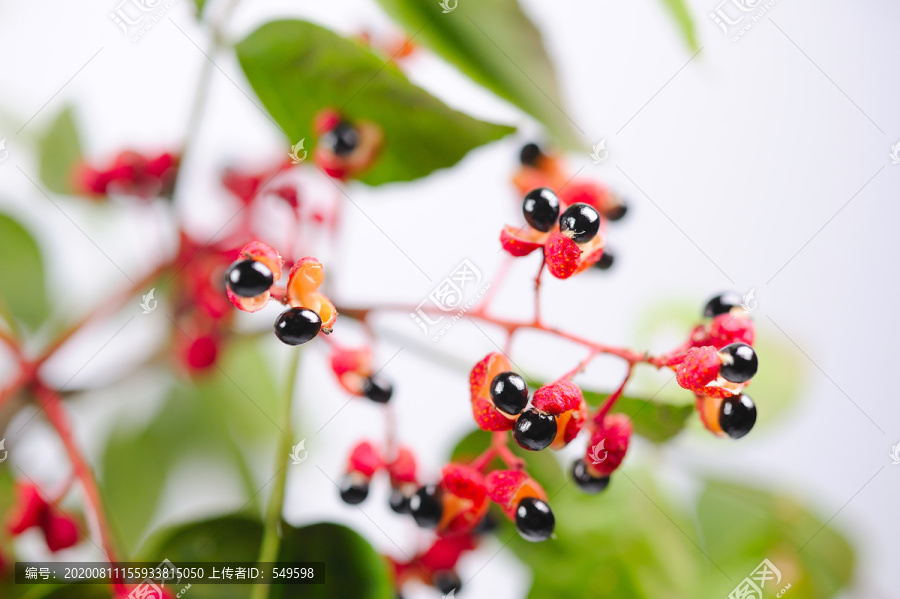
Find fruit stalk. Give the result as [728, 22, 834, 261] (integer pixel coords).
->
[251, 351, 301, 599]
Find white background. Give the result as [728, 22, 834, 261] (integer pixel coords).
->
[0, 0, 898, 597]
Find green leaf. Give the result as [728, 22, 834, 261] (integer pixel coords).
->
[38, 106, 83, 195]
[658, 0, 699, 51]
[583, 390, 694, 443]
[374, 0, 580, 148]
[274, 522, 394, 599]
[696, 479, 855, 598]
[194, 0, 207, 18]
[0, 213, 49, 330]
[138, 517, 393, 599]
[236, 20, 514, 186]
[100, 339, 280, 556]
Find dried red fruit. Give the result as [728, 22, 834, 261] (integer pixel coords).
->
[387, 447, 417, 484]
[184, 335, 218, 372]
[348, 441, 382, 478]
[312, 110, 383, 180]
[7, 483, 48, 535]
[41, 511, 79, 552]
[469, 353, 516, 431]
[675, 346, 721, 392]
[437, 464, 488, 536]
[330, 347, 373, 395]
[585, 414, 632, 477]
[531, 380, 588, 449]
[500, 225, 549, 257]
[544, 230, 605, 279]
[484, 470, 547, 521]
[226, 241, 283, 313]
[286, 257, 337, 332]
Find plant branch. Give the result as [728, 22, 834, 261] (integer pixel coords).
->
[35, 383, 124, 593]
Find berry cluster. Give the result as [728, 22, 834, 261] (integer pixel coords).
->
[313, 109, 383, 180]
[6, 483, 79, 553]
[76, 150, 179, 199]
[506, 142, 628, 273]
[224, 241, 337, 345]
[666, 292, 760, 439]
[501, 186, 606, 278]
[471, 353, 589, 453]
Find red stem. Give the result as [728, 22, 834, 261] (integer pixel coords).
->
[594, 365, 633, 425]
[533, 255, 546, 326]
[35, 383, 126, 594]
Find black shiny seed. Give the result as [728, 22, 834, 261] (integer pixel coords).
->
[490, 372, 529, 416]
[593, 249, 615, 271]
[433, 570, 462, 595]
[362, 374, 393, 403]
[389, 488, 411, 514]
[720, 394, 757, 439]
[513, 409, 557, 451]
[226, 259, 273, 298]
[519, 142, 544, 166]
[515, 497, 555, 542]
[604, 201, 628, 222]
[703, 291, 744, 318]
[571, 459, 611, 494]
[274, 308, 322, 346]
[339, 475, 369, 505]
[559, 203, 601, 243]
[409, 485, 443, 528]
[522, 188, 560, 233]
[322, 121, 359, 156]
[718, 343, 758, 383]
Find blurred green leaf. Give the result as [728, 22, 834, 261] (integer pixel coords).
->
[696, 479, 855, 598]
[0, 213, 49, 330]
[374, 0, 580, 148]
[581, 389, 694, 443]
[38, 106, 83, 195]
[138, 517, 392, 599]
[274, 522, 394, 599]
[449, 430, 709, 597]
[194, 0, 207, 18]
[658, 0, 699, 51]
[236, 20, 514, 186]
[100, 339, 280, 556]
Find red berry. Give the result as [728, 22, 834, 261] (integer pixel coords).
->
[41, 512, 79, 552]
[7, 483, 48, 535]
